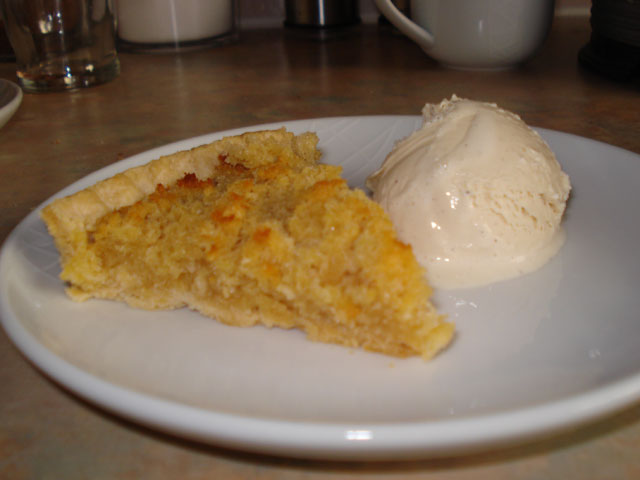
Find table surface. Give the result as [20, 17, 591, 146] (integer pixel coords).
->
[2, 15, 640, 479]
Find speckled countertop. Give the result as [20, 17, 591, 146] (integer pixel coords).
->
[1, 15, 640, 479]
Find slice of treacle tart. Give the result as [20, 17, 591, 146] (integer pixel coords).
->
[41, 128, 453, 359]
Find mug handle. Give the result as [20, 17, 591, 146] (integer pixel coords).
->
[374, 0, 435, 51]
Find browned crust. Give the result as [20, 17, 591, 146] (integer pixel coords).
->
[41, 128, 318, 263]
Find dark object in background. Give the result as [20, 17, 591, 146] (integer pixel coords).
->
[285, 0, 360, 28]
[579, 0, 640, 81]
[0, 16, 15, 61]
[378, 0, 410, 28]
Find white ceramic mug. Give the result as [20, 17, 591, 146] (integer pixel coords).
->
[375, 0, 556, 69]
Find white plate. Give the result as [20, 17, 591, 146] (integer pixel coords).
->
[0, 79, 22, 129]
[2, 117, 640, 461]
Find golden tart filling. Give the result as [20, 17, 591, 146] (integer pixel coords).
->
[41, 129, 453, 359]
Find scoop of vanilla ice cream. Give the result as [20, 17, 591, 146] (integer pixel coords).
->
[366, 96, 571, 289]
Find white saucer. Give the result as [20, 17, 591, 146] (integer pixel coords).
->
[1, 117, 640, 460]
[0, 79, 22, 129]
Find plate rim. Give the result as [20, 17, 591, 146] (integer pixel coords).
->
[2, 115, 640, 460]
[0, 78, 23, 129]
